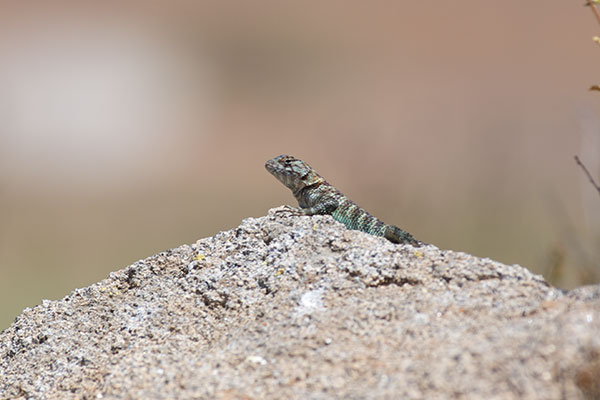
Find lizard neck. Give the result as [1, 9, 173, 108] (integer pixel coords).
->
[294, 180, 329, 203]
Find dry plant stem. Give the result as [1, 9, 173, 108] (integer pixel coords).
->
[587, 0, 600, 25]
[575, 155, 600, 197]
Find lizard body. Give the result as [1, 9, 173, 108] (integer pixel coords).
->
[265, 155, 422, 246]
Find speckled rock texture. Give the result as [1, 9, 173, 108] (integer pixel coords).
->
[1, 207, 599, 399]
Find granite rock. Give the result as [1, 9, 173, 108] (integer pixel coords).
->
[1, 207, 599, 399]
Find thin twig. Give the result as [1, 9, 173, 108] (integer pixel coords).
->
[586, 0, 600, 25]
[575, 155, 600, 197]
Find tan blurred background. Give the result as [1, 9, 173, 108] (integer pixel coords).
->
[1, 1, 599, 330]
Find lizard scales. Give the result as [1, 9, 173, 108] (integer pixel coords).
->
[265, 155, 422, 246]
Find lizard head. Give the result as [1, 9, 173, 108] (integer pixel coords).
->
[265, 155, 323, 190]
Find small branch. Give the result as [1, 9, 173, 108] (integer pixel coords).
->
[586, 0, 600, 25]
[575, 155, 600, 197]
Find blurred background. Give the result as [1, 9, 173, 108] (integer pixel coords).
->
[1, 1, 600, 330]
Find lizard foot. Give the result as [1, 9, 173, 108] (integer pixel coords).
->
[270, 205, 302, 216]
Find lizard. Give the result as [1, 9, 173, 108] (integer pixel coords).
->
[265, 155, 423, 246]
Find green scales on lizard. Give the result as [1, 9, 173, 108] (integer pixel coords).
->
[265, 155, 423, 246]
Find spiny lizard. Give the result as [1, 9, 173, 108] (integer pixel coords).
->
[265, 155, 422, 246]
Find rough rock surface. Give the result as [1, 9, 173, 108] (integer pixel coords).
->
[1, 207, 599, 399]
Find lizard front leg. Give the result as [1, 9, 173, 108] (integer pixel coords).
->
[299, 197, 339, 216]
[272, 204, 303, 215]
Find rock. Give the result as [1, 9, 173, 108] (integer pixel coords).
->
[1, 207, 599, 399]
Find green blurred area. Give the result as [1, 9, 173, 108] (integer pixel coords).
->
[1, 1, 600, 330]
